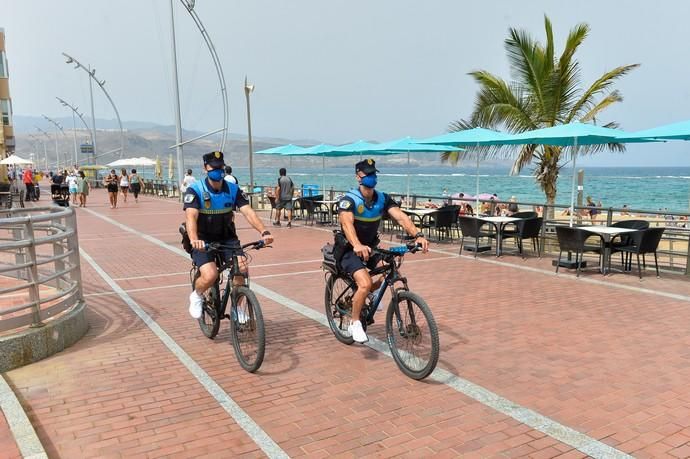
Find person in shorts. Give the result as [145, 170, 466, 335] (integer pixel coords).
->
[337, 159, 429, 343]
[273, 167, 295, 228]
[184, 151, 274, 319]
[104, 169, 119, 209]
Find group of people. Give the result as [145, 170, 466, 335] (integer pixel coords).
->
[184, 153, 428, 344]
[50, 168, 90, 207]
[102, 168, 144, 209]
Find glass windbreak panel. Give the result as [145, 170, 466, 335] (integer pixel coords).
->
[0, 51, 6, 77]
[0, 99, 11, 125]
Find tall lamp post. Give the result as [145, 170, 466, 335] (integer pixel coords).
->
[42, 115, 66, 171]
[34, 126, 52, 171]
[56, 96, 93, 166]
[244, 76, 255, 190]
[62, 52, 125, 159]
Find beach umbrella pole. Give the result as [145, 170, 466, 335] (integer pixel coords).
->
[406, 150, 411, 206]
[475, 143, 480, 211]
[322, 156, 326, 197]
[569, 139, 579, 227]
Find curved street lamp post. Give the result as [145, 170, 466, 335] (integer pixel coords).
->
[62, 52, 125, 160]
[56, 96, 93, 165]
[244, 77, 255, 190]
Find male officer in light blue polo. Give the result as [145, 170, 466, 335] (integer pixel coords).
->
[184, 151, 273, 319]
[337, 159, 428, 343]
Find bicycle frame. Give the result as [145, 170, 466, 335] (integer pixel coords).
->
[330, 247, 412, 327]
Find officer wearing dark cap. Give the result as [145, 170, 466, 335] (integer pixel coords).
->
[183, 151, 274, 320]
[337, 158, 428, 343]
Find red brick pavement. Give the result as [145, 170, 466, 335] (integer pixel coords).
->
[0, 409, 22, 459]
[2, 188, 690, 457]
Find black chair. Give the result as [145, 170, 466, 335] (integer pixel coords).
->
[299, 198, 318, 226]
[505, 217, 543, 258]
[555, 226, 602, 277]
[510, 211, 538, 219]
[613, 227, 665, 278]
[267, 196, 278, 222]
[457, 216, 495, 257]
[422, 207, 458, 242]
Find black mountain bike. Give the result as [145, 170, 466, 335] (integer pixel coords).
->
[323, 240, 440, 380]
[190, 240, 267, 373]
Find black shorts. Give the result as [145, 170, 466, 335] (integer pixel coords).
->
[340, 249, 382, 276]
[191, 239, 242, 269]
[107, 184, 118, 193]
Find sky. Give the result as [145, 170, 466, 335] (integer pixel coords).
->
[3, 0, 690, 167]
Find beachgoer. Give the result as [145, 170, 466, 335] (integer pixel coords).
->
[129, 168, 144, 203]
[621, 204, 631, 216]
[76, 170, 89, 207]
[336, 158, 429, 343]
[508, 196, 519, 214]
[223, 165, 238, 185]
[66, 171, 78, 204]
[586, 196, 598, 223]
[119, 168, 130, 203]
[424, 199, 439, 209]
[180, 169, 196, 194]
[185, 151, 274, 319]
[273, 167, 295, 228]
[104, 169, 119, 209]
[22, 167, 35, 201]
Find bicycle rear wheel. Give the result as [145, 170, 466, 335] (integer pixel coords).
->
[385, 290, 439, 380]
[324, 274, 355, 345]
[230, 286, 265, 373]
[192, 269, 221, 339]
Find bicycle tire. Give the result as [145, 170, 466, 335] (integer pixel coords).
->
[324, 274, 355, 345]
[385, 290, 439, 380]
[192, 269, 221, 339]
[230, 286, 265, 373]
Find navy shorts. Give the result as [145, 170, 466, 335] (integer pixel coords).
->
[191, 239, 242, 269]
[340, 249, 382, 276]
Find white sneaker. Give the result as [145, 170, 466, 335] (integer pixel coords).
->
[348, 320, 368, 343]
[236, 308, 249, 325]
[189, 291, 203, 319]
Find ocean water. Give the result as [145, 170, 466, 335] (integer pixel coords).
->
[137, 165, 690, 213]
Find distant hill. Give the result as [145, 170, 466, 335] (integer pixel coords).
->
[11, 115, 508, 169]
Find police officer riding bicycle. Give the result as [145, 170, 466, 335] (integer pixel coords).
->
[337, 159, 428, 343]
[184, 151, 273, 319]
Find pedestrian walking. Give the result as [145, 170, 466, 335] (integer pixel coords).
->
[129, 169, 144, 203]
[104, 169, 119, 209]
[76, 170, 90, 207]
[273, 167, 295, 227]
[119, 168, 130, 203]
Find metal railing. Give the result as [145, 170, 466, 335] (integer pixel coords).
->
[0, 206, 83, 332]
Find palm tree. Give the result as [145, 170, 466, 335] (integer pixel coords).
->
[444, 16, 638, 212]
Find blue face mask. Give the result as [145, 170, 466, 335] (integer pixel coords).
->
[207, 168, 224, 182]
[360, 174, 377, 189]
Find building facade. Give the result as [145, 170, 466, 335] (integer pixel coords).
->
[0, 27, 15, 183]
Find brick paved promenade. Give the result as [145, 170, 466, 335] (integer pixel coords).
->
[2, 188, 690, 458]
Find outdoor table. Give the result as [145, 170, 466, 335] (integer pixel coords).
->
[402, 208, 437, 226]
[580, 225, 638, 274]
[473, 216, 522, 256]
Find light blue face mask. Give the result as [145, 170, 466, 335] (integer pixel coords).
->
[360, 174, 377, 189]
[207, 168, 225, 182]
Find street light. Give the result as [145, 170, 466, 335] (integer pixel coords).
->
[56, 96, 93, 165]
[244, 76, 255, 190]
[62, 52, 125, 160]
[33, 128, 50, 171]
[42, 114, 66, 171]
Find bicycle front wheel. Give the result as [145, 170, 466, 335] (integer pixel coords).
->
[230, 286, 265, 373]
[386, 290, 439, 380]
[324, 274, 355, 345]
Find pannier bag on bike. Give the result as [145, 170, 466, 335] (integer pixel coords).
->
[321, 243, 338, 274]
[179, 222, 193, 254]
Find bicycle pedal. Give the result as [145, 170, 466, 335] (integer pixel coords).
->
[366, 316, 375, 326]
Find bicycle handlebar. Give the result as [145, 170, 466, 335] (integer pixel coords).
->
[205, 240, 269, 252]
[373, 241, 422, 257]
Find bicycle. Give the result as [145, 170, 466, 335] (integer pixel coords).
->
[190, 240, 268, 373]
[323, 237, 440, 380]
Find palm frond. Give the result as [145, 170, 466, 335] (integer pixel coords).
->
[567, 64, 640, 121]
[468, 71, 537, 131]
[579, 91, 622, 122]
[509, 144, 538, 175]
[505, 28, 547, 112]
